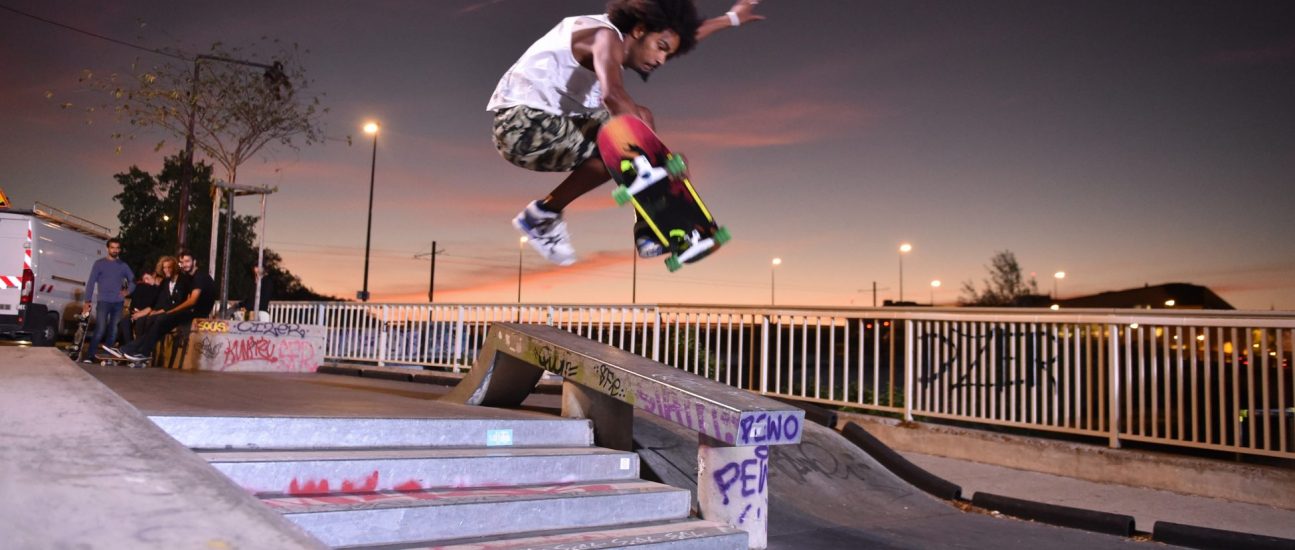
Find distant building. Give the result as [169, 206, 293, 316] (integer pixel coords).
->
[1056, 283, 1233, 310]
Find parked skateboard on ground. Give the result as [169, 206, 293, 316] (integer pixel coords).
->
[66, 313, 90, 361]
[96, 353, 148, 368]
[597, 115, 729, 272]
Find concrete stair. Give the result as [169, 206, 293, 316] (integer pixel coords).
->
[371, 519, 746, 550]
[151, 415, 746, 549]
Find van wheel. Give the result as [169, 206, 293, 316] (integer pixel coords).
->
[33, 313, 58, 347]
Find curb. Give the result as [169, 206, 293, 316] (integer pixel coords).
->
[1153, 521, 1295, 550]
[767, 395, 838, 428]
[839, 421, 962, 501]
[972, 492, 1135, 537]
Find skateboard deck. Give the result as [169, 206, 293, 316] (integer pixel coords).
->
[66, 313, 91, 361]
[597, 115, 729, 271]
[96, 353, 148, 368]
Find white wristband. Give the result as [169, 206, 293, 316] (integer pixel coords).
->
[726, 11, 740, 27]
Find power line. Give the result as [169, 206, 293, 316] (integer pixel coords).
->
[0, 3, 189, 62]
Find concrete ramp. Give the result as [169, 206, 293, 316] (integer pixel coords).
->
[633, 412, 1149, 549]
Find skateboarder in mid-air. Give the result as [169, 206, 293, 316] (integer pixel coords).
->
[489, 0, 765, 266]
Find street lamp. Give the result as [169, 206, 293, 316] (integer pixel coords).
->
[771, 257, 782, 306]
[898, 243, 912, 303]
[1054, 271, 1066, 300]
[930, 279, 941, 306]
[518, 236, 527, 303]
[359, 121, 379, 302]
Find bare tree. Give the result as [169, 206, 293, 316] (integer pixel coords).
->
[74, 39, 327, 189]
[959, 250, 1040, 306]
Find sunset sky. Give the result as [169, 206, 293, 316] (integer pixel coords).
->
[2, 0, 1292, 309]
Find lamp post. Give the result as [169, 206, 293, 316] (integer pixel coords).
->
[770, 257, 782, 306]
[518, 236, 527, 303]
[930, 279, 941, 306]
[359, 122, 379, 302]
[1054, 271, 1066, 300]
[898, 243, 912, 303]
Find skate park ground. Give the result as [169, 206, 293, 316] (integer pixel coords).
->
[89, 360, 1295, 546]
[3, 342, 1293, 548]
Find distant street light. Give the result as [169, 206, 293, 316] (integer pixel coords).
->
[898, 243, 912, 303]
[930, 279, 941, 306]
[1054, 271, 1066, 300]
[771, 257, 782, 306]
[518, 236, 528, 303]
[358, 121, 379, 302]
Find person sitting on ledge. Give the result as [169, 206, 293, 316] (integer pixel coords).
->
[105, 250, 216, 364]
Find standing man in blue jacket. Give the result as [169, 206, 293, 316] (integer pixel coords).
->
[82, 238, 134, 361]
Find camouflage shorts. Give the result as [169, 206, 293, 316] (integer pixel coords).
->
[492, 106, 610, 172]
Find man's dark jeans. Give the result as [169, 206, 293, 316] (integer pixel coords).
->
[121, 311, 194, 358]
[88, 301, 123, 356]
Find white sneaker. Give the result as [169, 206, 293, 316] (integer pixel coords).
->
[636, 235, 667, 258]
[513, 201, 577, 266]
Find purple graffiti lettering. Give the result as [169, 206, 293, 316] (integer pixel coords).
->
[782, 415, 801, 441]
[712, 445, 770, 506]
[636, 388, 660, 415]
[712, 462, 740, 505]
[741, 413, 802, 444]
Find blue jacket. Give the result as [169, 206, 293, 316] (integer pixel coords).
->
[85, 258, 136, 304]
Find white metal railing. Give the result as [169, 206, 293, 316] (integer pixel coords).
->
[270, 302, 1295, 459]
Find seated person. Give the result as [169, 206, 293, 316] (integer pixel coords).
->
[107, 250, 216, 363]
[128, 256, 182, 345]
[117, 270, 159, 348]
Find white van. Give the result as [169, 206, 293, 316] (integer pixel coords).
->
[0, 202, 109, 346]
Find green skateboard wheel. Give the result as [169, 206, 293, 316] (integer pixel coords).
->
[666, 154, 687, 177]
[612, 186, 631, 206]
[665, 256, 682, 272]
[714, 226, 731, 244]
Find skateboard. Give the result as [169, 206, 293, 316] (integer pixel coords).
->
[96, 353, 148, 368]
[66, 313, 91, 361]
[597, 115, 729, 272]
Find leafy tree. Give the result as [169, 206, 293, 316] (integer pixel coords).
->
[113, 153, 336, 304]
[959, 250, 1040, 306]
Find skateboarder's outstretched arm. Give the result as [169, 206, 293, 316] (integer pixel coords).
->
[696, 0, 766, 42]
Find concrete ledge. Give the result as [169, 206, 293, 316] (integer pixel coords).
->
[840, 412, 1295, 510]
[446, 323, 805, 447]
[0, 347, 325, 549]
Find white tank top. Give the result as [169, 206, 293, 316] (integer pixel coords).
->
[487, 14, 622, 116]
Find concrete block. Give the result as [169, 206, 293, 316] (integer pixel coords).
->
[183, 319, 326, 372]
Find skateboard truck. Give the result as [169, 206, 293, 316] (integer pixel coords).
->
[665, 227, 732, 272]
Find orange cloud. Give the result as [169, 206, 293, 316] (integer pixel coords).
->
[373, 249, 631, 302]
[669, 97, 876, 152]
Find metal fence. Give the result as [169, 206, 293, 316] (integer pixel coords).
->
[270, 302, 1295, 459]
